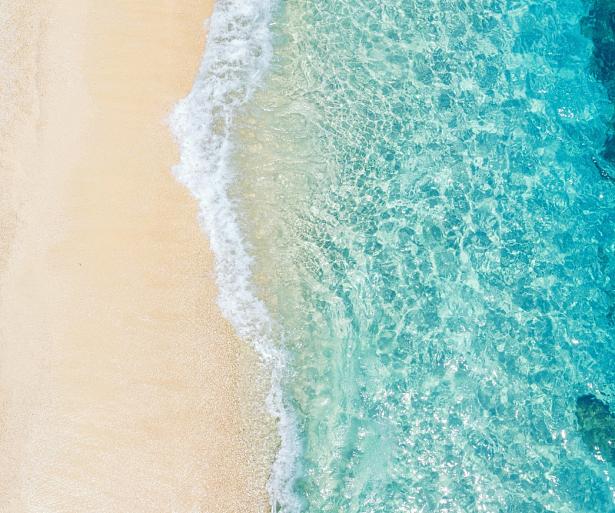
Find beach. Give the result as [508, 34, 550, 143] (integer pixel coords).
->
[0, 1, 274, 512]
[2, 0, 615, 511]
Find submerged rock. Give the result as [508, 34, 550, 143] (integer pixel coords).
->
[582, 0, 615, 165]
[575, 394, 615, 463]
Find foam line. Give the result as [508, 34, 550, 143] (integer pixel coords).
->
[169, 1, 301, 511]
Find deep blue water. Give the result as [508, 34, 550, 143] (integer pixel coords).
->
[230, 0, 615, 511]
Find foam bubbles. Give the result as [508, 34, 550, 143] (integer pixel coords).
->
[169, 1, 300, 511]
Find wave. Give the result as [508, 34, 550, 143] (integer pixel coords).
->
[169, 1, 300, 511]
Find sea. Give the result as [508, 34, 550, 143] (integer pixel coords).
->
[171, 0, 615, 511]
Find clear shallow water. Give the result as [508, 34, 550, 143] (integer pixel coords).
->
[172, 0, 615, 511]
[231, 0, 615, 511]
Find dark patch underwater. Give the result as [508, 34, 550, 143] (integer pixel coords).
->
[583, 0, 615, 175]
[576, 394, 615, 464]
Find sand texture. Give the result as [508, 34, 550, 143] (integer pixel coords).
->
[0, 1, 274, 512]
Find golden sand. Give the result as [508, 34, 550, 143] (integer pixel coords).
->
[0, 1, 274, 512]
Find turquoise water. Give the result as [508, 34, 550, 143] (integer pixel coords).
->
[231, 0, 615, 511]
[175, 0, 615, 511]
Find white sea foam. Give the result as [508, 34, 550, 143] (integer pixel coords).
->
[169, 1, 301, 511]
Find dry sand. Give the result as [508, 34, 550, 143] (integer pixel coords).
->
[0, 1, 274, 512]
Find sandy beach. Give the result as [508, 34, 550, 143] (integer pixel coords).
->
[0, 1, 274, 512]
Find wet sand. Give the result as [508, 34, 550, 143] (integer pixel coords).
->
[0, 1, 274, 512]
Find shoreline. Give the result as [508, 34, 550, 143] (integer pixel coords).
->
[0, 1, 274, 511]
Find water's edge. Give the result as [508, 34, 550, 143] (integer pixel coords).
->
[169, 1, 300, 511]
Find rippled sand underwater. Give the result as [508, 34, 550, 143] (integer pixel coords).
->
[230, 0, 615, 511]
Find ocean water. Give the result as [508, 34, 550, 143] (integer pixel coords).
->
[174, 0, 615, 511]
